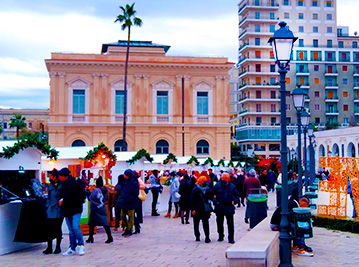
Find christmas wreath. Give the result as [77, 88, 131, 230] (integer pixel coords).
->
[82, 142, 117, 168]
[163, 153, 178, 164]
[127, 149, 153, 165]
[202, 157, 214, 167]
[216, 159, 225, 167]
[0, 132, 58, 160]
[186, 155, 199, 166]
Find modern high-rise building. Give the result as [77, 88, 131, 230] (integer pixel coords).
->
[234, 0, 359, 158]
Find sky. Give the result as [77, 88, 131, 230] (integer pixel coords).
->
[0, 0, 358, 109]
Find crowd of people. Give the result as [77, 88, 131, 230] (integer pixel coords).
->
[43, 166, 313, 257]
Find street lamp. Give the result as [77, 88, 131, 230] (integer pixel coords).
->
[300, 111, 310, 192]
[307, 124, 316, 186]
[291, 85, 307, 196]
[268, 21, 297, 267]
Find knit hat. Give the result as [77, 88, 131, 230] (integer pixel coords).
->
[248, 169, 256, 177]
[58, 168, 71, 177]
[124, 169, 134, 178]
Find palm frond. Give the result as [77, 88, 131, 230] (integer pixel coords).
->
[134, 17, 143, 27]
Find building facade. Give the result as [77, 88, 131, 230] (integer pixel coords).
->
[235, 0, 359, 158]
[0, 109, 49, 139]
[45, 41, 233, 159]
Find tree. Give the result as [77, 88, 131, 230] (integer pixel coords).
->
[9, 114, 27, 138]
[115, 3, 143, 150]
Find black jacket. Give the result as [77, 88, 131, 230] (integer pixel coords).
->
[179, 180, 193, 210]
[190, 185, 213, 217]
[59, 176, 85, 217]
[213, 181, 239, 214]
[122, 177, 139, 210]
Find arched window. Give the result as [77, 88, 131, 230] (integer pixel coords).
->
[347, 142, 356, 157]
[72, 140, 86, 147]
[156, 140, 169, 154]
[114, 140, 128, 152]
[332, 143, 339, 157]
[197, 140, 209, 155]
[318, 144, 325, 157]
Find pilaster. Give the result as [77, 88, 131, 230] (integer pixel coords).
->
[92, 73, 100, 122]
[58, 72, 66, 122]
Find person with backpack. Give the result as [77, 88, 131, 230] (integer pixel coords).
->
[58, 167, 86, 256]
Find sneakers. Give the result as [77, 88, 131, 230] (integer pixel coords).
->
[62, 248, 76, 256]
[297, 248, 313, 257]
[78, 245, 85, 256]
[113, 228, 119, 232]
[292, 245, 298, 252]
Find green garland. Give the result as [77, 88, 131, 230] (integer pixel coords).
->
[202, 157, 214, 166]
[186, 155, 199, 166]
[127, 149, 153, 165]
[0, 132, 58, 160]
[83, 142, 117, 161]
[227, 160, 234, 167]
[163, 153, 178, 164]
[216, 159, 225, 167]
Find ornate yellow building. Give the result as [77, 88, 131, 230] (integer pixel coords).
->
[45, 41, 233, 159]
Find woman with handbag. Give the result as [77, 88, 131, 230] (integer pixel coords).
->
[190, 175, 213, 243]
[179, 174, 193, 224]
[133, 171, 146, 234]
[164, 172, 180, 218]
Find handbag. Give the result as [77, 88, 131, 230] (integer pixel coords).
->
[138, 189, 147, 201]
[175, 192, 181, 198]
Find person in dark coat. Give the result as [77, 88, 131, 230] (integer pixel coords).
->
[58, 167, 86, 256]
[208, 169, 218, 188]
[213, 173, 239, 244]
[236, 170, 245, 207]
[149, 170, 161, 216]
[133, 171, 143, 234]
[259, 170, 269, 188]
[190, 176, 213, 243]
[43, 169, 64, 254]
[179, 174, 193, 224]
[114, 175, 125, 231]
[121, 169, 139, 237]
[86, 177, 113, 244]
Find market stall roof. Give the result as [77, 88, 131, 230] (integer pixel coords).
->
[40, 146, 95, 160]
[113, 151, 137, 161]
[0, 140, 17, 151]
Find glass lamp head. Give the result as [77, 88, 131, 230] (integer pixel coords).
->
[301, 110, 310, 127]
[268, 21, 298, 68]
[307, 124, 314, 136]
[291, 85, 307, 111]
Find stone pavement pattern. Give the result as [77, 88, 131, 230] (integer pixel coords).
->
[1, 192, 359, 267]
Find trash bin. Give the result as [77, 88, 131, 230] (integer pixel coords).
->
[248, 194, 267, 229]
[276, 184, 282, 207]
[292, 207, 313, 238]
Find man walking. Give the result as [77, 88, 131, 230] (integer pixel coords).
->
[121, 169, 139, 237]
[58, 167, 86, 256]
[213, 173, 239, 244]
[149, 170, 161, 216]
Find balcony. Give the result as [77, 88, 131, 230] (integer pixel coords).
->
[325, 96, 339, 102]
[325, 83, 339, 89]
[325, 109, 339, 115]
[354, 98, 359, 103]
[72, 115, 86, 122]
[235, 124, 281, 142]
[238, 97, 281, 104]
[296, 70, 310, 76]
[353, 70, 359, 77]
[325, 71, 338, 76]
[239, 83, 280, 91]
[237, 108, 280, 116]
[238, 0, 279, 16]
[239, 71, 279, 79]
[196, 116, 209, 123]
[239, 15, 279, 27]
[156, 116, 170, 123]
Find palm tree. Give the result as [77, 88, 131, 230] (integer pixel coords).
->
[115, 3, 143, 150]
[9, 114, 27, 138]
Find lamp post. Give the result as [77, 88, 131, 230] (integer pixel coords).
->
[300, 111, 310, 192]
[308, 124, 316, 186]
[268, 21, 297, 267]
[291, 85, 307, 196]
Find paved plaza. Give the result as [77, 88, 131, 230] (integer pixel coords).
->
[1, 192, 359, 267]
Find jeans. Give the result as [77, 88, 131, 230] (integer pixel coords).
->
[65, 213, 84, 250]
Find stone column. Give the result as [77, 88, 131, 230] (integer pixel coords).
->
[92, 73, 100, 122]
[143, 74, 151, 122]
[49, 72, 57, 122]
[183, 75, 191, 123]
[100, 73, 109, 120]
[58, 72, 66, 122]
